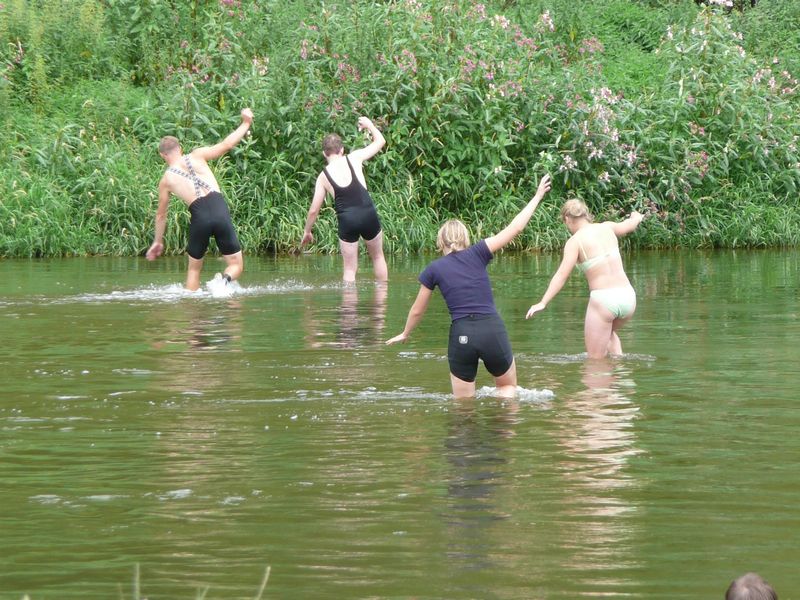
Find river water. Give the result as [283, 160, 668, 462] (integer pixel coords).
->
[1, 250, 798, 599]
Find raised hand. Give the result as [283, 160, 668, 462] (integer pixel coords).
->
[536, 174, 552, 199]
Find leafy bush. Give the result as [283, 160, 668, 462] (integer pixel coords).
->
[2, 0, 800, 257]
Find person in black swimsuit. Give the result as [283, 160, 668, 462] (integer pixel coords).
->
[301, 116, 388, 283]
[146, 108, 253, 291]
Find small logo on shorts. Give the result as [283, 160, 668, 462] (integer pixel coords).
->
[459, 335, 469, 344]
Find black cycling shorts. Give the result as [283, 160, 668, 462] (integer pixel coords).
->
[187, 191, 242, 259]
[337, 205, 382, 243]
[447, 313, 514, 382]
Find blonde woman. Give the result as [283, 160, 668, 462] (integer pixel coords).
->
[387, 175, 551, 398]
[526, 199, 644, 358]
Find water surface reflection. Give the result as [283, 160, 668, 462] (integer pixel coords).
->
[555, 358, 643, 595]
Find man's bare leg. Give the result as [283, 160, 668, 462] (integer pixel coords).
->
[186, 256, 204, 291]
[222, 251, 244, 281]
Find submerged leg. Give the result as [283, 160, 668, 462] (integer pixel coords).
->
[608, 313, 634, 356]
[222, 251, 244, 281]
[450, 373, 477, 399]
[493, 359, 518, 398]
[339, 239, 359, 283]
[364, 232, 388, 282]
[186, 256, 204, 291]
[584, 298, 615, 359]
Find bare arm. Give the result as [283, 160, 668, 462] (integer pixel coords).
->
[385, 285, 433, 344]
[146, 179, 171, 260]
[610, 210, 644, 237]
[193, 108, 254, 162]
[300, 174, 329, 246]
[525, 238, 579, 318]
[485, 174, 551, 254]
[349, 117, 386, 164]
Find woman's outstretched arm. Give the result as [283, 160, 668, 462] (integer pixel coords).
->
[485, 175, 551, 254]
[526, 239, 580, 319]
[386, 285, 433, 344]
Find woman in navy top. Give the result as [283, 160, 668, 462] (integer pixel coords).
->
[387, 175, 551, 398]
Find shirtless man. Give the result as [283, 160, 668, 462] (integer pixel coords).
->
[301, 117, 388, 283]
[146, 108, 254, 291]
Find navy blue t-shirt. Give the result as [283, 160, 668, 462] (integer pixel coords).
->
[418, 239, 497, 321]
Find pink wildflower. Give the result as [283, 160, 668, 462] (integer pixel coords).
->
[539, 11, 555, 32]
[559, 154, 577, 172]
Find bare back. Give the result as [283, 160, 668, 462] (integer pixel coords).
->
[319, 154, 368, 196]
[571, 223, 631, 291]
[162, 151, 222, 206]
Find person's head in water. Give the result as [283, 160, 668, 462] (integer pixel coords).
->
[561, 198, 593, 233]
[437, 219, 470, 255]
[725, 573, 777, 600]
[158, 136, 181, 160]
[322, 133, 344, 159]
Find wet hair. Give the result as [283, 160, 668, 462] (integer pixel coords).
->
[322, 133, 344, 156]
[726, 573, 777, 600]
[158, 136, 181, 155]
[436, 219, 470, 254]
[560, 198, 594, 223]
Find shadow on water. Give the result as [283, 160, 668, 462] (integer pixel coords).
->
[440, 398, 520, 589]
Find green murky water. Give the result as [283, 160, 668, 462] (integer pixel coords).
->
[1, 250, 798, 599]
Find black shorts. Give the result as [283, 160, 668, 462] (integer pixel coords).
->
[337, 205, 382, 243]
[187, 191, 242, 259]
[447, 313, 514, 382]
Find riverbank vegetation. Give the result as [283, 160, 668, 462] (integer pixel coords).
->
[2, 0, 799, 257]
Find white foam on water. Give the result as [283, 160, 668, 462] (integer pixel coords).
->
[221, 496, 246, 505]
[112, 368, 156, 376]
[24, 279, 321, 305]
[159, 488, 193, 500]
[476, 385, 555, 403]
[85, 494, 128, 502]
[30, 494, 62, 505]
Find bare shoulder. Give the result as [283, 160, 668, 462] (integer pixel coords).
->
[346, 149, 368, 165]
[188, 147, 211, 163]
[316, 170, 332, 193]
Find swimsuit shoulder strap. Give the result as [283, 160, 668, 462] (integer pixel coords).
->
[576, 236, 588, 263]
[321, 167, 338, 189]
[345, 155, 357, 178]
[345, 156, 363, 188]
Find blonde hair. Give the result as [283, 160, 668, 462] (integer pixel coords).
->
[436, 219, 470, 254]
[560, 198, 593, 223]
[158, 136, 180, 155]
[322, 133, 343, 156]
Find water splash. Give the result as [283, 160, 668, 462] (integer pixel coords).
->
[476, 385, 555, 402]
[13, 280, 321, 305]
